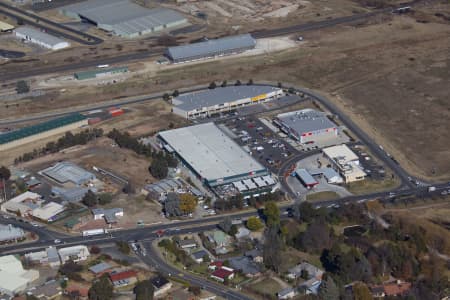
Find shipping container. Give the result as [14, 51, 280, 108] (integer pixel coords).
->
[82, 228, 105, 236]
[88, 117, 102, 125]
[110, 109, 124, 117]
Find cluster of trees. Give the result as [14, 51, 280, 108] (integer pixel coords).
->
[134, 280, 154, 300]
[107, 129, 177, 180]
[158, 238, 195, 267]
[116, 241, 131, 255]
[262, 200, 450, 299]
[0, 166, 11, 181]
[208, 79, 254, 89]
[246, 216, 264, 231]
[164, 193, 198, 217]
[82, 191, 113, 207]
[59, 261, 84, 282]
[88, 274, 113, 300]
[15, 129, 103, 163]
[219, 216, 238, 236]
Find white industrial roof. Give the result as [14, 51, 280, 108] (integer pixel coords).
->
[172, 85, 281, 112]
[31, 202, 65, 221]
[253, 177, 267, 187]
[7, 191, 41, 203]
[15, 26, 67, 47]
[263, 175, 276, 185]
[243, 179, 257, 190]
[233, 181, 248, 192]
[159, 123, 265, 183]
[277, 109, 336, 134]
[0, 255, 35, 295]
[322, 144, 359, 164]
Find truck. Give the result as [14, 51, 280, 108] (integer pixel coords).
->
[428, 186, 436, 192]
[82, 228, 105, 237]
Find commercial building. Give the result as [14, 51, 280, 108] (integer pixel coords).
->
[0, 113, 88, 152]
[14, 26, 70, 50]
[294, 168, 318, 188]
[322, 144, 367, 183]
[41, 161, 95, 186]
[309, 168, 343, 184]
[274, 109, 337, 143]
[51, 186, 90, 203]
[0, 20, 14, 32]
[61, 0, 187, 38]
[159, 123, 268, 187]
[74, 66, 128, 80]
[58, 245, 90, 264]
[0, 255, 39, 296]
[171, 85, 283, 119]
[165, 34, 256, 63]
[31, 202, 65, 222]
[0, 224, 25, 244]
[151, 276, 172, 297]
[141, 178, 184, 201]
[25, 247, 60, 268]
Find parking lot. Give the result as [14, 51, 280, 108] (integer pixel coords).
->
[349, 145, 386, 180]
[219, 116, 299, 173]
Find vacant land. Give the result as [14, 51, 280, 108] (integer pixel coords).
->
[307, 191, 340, 201]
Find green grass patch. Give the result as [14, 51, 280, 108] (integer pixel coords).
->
[306, 191, 340, 201]
[346, 177, 399, 195]
[190, 263, 210, 275]
[245, 277, 282, 299]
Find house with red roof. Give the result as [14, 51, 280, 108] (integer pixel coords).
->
[208, 261, 223, 271]
[210, 266, 234, 283]
[108, 270, 138, 287]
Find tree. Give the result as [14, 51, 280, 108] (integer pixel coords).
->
[89, 274, 113, 300]
[247, 79, 253, 85]
[98, 193, 112, 205]
[352, 282, 373, 300]
[264, 202, 280, 227]
[0, 166, 11, 181]
[318, 273, 339, 300]
[116, 241, 131, 255]
[16, 80, 30, 94]
[263, 226, 282, 273]
[179, 193, 197, 214]
[82, 190, 98, 207]
[162, 93, 170, 101]
[172, 90, 179, 97]
[221, 80, 227, 87]
[134, 280, 154, 300]
[90, 246, 101, 254]
[208, 82, 216, 89]
[149, 158, 168, 179]
[295, 219, 334, 253]
[26, 295, 39, 300]
[188, 285, 201, 296]
[277, 82, 283, 88]
[246, 216, 263, 231]
[202, 254, 211, 263]
[235, 80, 242, 86]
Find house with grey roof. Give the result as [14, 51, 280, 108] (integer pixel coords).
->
[89, 262, 112, 275]
[277, 287, 297, 299]
[92, 208, 123, 224]
[191, 250, 209, 263]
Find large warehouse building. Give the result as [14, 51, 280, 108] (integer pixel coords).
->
[60, 0, 187, 38]
[0, 113, 88, 151]
[274, 109, 338, 144]
[158, 123, 268, 187]
[14, 26, 70, 50]
[165, 34, 256, 63]
[172, 85, 283, 119]
[322, 144, 367, 183]
[41, 161, 96, 186]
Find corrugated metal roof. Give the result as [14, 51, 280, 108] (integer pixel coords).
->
[15, 26, 67, 47]
[295, 168, 318, 186]
[62, 0, 186, 37]
[173, 85, 280, 112]
[166, 34, 256, 61]
[0, 113, 86, 145]
[277, 109, 336, 135]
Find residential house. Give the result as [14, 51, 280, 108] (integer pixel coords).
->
[229, 256, 262, 277]
[234, 227, 251, 240]
[92, 208, 123, 224]
[176, 238, 197, 250]
[288, 262, 324, 295]
[89, 262, 112, 276]
[151, 276, 172, 297]
[210, 267, 234, 282]
[208, 261, 223, 271]
[27, 280, 62, 300]
[58, 245, 90, 264]
[277, 287, 297, 299]
[109, 270, 138, 287]
[191, 250, 209, 263]
[207, 230, 231, 254]
[245, 249, 263, 263]
[370, 281, 412, 297]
